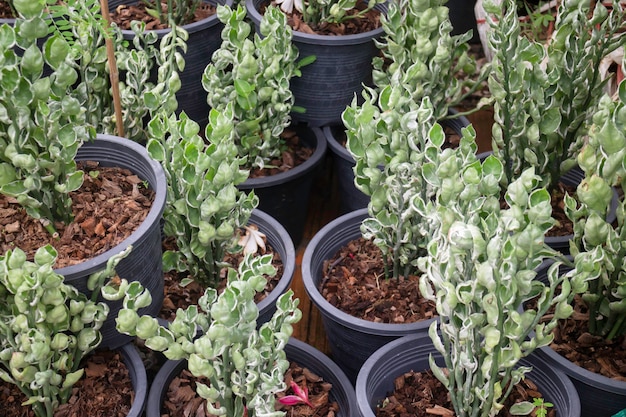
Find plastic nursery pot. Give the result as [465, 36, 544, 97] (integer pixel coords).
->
[107, 0, 233, 128]
[249, 208, 296, 325]
[301, 208, 436, 384]
[238, 124, 327, 247]
[356, 332, 581, 417]
[324, 110, 471, 214]
[57, 134, 167, 350]
[534, 260, 626, 417]
[120, 342, 149, 417]
[145, 338, 357, 417]
[245, 0, 388, 127]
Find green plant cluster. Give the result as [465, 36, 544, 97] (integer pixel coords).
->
[202, 5, 310, 170]
[109, 253, 302, 417]
[419, 156, 574, 417]
[373, 0, 487, 122]
[0, 245, 128, 417]
[487, 0, 626, 191]
[0, 0, 92, 228]
[142, 0, 205, 26]
[274, 0, 385, 26]
[147, 105, 258, 288]
[564, 86, 626, 340]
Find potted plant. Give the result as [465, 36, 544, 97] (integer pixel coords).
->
[146, 97, 297, 323]
[355, 121, 581, 416]
[483, 0, 625, 252]
[532, 84, 626, 416]
[0, 245, 148, 417]
[302, 95, 480, 382]
[245, 0, 388, 126]
[106, 0, 234, 127]
[108, 253, 305, 417]
[325, 0, 488, 213]
[0, 1, 168, 348]
[202, 4, 326, 246]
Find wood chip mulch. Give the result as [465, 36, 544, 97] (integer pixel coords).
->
[110, 1, 216, 30]
[0, 162, 155, 269]
[375, 369, 555, 417]
[0, 350, 135, 417]
[320, 237, 437, 324]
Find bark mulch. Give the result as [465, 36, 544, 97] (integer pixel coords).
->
[319, 237, 437, 324]
[162, 361, 340, 417]
[0, 162, 155, 268]
[110, 1, 216, 30]
[0, 349, 135, 417]
[375, 369, 556, 417]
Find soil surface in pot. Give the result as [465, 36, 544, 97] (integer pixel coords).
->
[158, 232, 284, 321]
[246, 128, 314, 179]
[320, 237, 437, 324]
[375, 369, 555, 417]
[262, 0, 381, 35]
[544, 293, 626, 381]
[0, 0, 12, 18]
[1, 349, 135, 417]
[162, 361, 340, 417]
[0, 162, 155, 268]
[111, 1, 217, 30]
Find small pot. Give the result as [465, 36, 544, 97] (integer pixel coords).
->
[145, 338, 357, 417]
[57, 134, 167, 349]
[301, 208, 435, 383]
[107, 0, 233, 128]
[356, 332, 581, 417]
[245, 0, 388, 127]
[238, 125, 327, 247]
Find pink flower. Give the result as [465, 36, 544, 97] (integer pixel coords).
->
[278, 380, 314, 408]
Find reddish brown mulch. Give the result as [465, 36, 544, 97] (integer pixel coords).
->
[546, 294, 626, 381]
[111, 1, 216, 30]
[0, 0, 12, 18]
[264, 0, 381, 36]
[546, 181, 576, 238]
[1, 349, 135, 417]
[158, 236, 284, 321]
[0, 162, 154, 268]
[375, 369, 556, 417]
[162, 361, 339, 417]
[247, 128, 315, 179]
[320, 237, 436, 324]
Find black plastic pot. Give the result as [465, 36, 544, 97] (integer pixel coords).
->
[107, 0, 232, 127]
[145, 338, 356, 417]
[301, 209, 435, 383]
[248, 208, 296, 325]
[57, 134, 166, 350]
[324, 111, 471, 214]
[119, 342, 149, 417]
[447, 0, 479, 42]
[245, 0, 387, 127]
[534, 261, 626, 417]
[356, 332, 581, 417]
[238, 125, 327, 247]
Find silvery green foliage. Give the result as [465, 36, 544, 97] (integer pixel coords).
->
[343, 93, 478, 279]
[109, 254, 302, 417]
[564, 83, 626, 340]
[486, 0, 626, 191]
[142, 0, 205, 26]
[203, 5, 300, 170]
[0, 1, 91, 227]
[146, 105, 258, 288]
[419, 161, 574, 417]
[0, 245, 127, 417]
[373, 0, 488, 122]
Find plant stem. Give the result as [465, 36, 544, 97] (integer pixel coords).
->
[99, 0, 125, 138]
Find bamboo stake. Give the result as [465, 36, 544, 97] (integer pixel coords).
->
[99, 0, 125, 138]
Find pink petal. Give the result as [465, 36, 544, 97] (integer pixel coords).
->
[279, 395, 305, 406]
